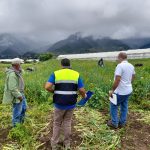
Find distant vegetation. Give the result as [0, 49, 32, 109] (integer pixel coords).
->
[38, 52, 53, 61]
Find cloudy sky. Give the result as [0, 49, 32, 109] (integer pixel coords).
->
[0, 0, 150, 43]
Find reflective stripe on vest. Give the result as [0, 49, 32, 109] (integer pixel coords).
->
[54, 91, 77, 95]
[53, 69, 79, 106]
[55, 80, 77, 84]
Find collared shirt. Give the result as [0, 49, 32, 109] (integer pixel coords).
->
[114, 60, 135, 95]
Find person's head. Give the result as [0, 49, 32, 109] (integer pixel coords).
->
[11, 58, 22, 70]
[61, 58, 71, 68]
[117, 52, 127, 63]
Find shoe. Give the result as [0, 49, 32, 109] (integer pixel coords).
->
[107, 120, 118, 129]
[51, 145, 61, 150]
[118, 123, 126, 128]
[65, 144, 71, 150]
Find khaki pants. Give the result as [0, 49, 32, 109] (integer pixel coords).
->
[51, 107, 74, 147]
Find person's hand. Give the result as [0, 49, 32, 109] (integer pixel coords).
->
[18, 96, 23, 101]
[83, 94, 87, 99]
[109, 90, 114, 98]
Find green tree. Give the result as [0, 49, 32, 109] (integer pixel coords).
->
[39, 53, 53, 61]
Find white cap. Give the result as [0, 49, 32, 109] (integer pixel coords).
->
[12, 58, 24, 64]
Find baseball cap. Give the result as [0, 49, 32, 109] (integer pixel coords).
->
[11, 58, 24, 64]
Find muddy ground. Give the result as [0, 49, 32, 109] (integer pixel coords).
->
[120, 112, 150, 150]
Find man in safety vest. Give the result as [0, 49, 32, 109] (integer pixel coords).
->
[45, 58, 86, 150]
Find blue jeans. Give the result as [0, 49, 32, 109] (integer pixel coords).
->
[12, 93, 27, 127]
[110, 94, 131, 127]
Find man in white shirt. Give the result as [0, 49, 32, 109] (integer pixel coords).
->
[107, 52, 135, 129]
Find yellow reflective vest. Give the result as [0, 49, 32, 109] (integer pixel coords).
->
[53, 68, 79, 106]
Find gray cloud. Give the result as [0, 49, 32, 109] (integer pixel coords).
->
[0, 0, 150, 43]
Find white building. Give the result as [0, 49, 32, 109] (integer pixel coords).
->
[0, 58, 24, 63]
[25, 59, 39, 63]
[58, 49, 150, 60]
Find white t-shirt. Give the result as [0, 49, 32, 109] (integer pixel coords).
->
[114, 60, 135, 95]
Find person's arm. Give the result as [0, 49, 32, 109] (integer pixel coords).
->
[112, 76, 121, 92]
[109, 65, 122, 97]
[78, 77, 87, 98]
[79, 88, 86, 98]
[45, 82, 54, 93]
[8, 73, 23, 101]
[109, 76, 121, 97]
[45, 73, 55, 93]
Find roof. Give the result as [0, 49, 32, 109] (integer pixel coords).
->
[58, 48, 150, 60]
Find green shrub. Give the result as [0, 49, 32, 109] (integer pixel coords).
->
[8, 124, 34, 148]
[88, 87, 109, 110]
[39, 53, 53, 61]
[131, 79, 150, 110]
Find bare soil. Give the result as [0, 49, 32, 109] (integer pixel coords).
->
[0, 127, 11, 150]
[120, 112, 150, 150]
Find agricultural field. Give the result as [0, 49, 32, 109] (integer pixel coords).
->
[0, 59, 150, 150]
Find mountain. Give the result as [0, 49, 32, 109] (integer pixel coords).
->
[0, 34, 32, 53]
[0, 48, 20, 58]
[121, 38, 150, 49]
[0, 33, 46, 58]
[1, 33, 150, 58]
[140, 43, 150, 49]
[47, 33, 130, 54]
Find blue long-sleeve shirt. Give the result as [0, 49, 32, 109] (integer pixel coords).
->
[48, 73, 84, 110]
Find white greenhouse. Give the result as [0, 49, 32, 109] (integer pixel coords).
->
[58, 49, 150, 60]
[0, 58, 24, 63]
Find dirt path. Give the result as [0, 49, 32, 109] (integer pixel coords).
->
[0, 127, 11, 149]
[120, 112, 150, 150]
[37, 114, 82, 150]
